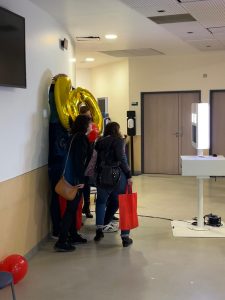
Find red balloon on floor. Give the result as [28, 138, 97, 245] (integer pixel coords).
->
[1, 254, 28, 284]
[0, 259, 7, 271]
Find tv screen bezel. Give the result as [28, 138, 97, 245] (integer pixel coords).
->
[0, 7, 26, 88]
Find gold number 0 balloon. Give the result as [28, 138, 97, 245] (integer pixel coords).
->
[54, 75, 103, 133]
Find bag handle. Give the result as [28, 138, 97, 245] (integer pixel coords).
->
[62, 134, 76, 176]
[126, 183, 132, 194]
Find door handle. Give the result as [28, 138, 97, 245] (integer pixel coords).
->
[172, 131, 183, 137]
[172, 132, 179, 137]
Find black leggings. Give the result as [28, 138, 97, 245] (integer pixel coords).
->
[58, 191, 82, 243]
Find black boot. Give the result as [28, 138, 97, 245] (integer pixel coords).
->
[69, 234, 87, 245]
[82, 208, 93, 218]
[122, 237, 133, 247]
[54, 241, 76, 252]
[86, 211, 93, 218]
[94, 229, 104, 242]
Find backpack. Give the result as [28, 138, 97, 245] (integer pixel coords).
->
[97, 137, 121, 188]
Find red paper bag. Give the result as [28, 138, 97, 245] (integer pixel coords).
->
[59, 196, 83, 230]
[119, 186, 138, 230]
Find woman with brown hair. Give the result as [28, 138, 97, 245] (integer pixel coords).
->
[94, 122, 133, 247]
[54, 115, 92, 252]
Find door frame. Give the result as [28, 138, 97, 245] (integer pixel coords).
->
[209, 89, 225, 155]
[141, 90, 201, 174]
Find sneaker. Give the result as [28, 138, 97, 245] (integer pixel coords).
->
[112, 216, 119, 222]
[103, 222, 118, 233]
[94, 229, 104, 242]
[69, 234, 87, 245]
[122, 237, 133, 248]
[54, 242, 76, 252]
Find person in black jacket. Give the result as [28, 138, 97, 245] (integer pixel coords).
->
[79, 105, 94, 218]
[94, 122, 133, 247]
[54, 115, 92, 252]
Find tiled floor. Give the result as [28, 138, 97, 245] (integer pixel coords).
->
[2, 175, 225, 300]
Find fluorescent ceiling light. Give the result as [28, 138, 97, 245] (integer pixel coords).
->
[105, 34, 118, 40]
[85, 57, 95, 62]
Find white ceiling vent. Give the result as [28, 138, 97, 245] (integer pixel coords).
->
[100, 48, 164, 57]
[76, 36, 100, 42]
[148, 14, 196, 24]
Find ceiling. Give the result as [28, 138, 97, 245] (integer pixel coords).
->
[29, 0, 225, 68]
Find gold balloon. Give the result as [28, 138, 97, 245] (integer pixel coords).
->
[54, 75, 72, 129]
[53, 75, 103, 133]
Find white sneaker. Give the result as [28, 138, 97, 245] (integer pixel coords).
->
[103, 222, 118, 233]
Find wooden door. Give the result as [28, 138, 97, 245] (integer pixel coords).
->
[178, 92, 199, 171]
[211, 91, 225, 156]
[143, 93, 179, 174]
[142, 91, 200, 174]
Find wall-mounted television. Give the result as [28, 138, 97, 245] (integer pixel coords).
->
[0, 7, 26, 88]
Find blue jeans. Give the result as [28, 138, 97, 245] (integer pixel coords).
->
[96, 172, 130, 237]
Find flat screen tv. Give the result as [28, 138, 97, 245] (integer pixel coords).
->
[0, 7, 26, 88]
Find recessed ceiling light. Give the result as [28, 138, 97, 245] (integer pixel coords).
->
[85, 57, 95, 62]
[157, 10, 165, 13]
[105, 34, 118, 40]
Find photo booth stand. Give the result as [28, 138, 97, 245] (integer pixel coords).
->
[172, 103, 225, 237]
[171, 156, 225, 237]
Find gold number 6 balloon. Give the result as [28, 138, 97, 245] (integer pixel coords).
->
[54, 74, 103, 133]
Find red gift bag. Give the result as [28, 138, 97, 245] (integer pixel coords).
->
[59, 195, 83, 230]
[119, 185, 138, 230]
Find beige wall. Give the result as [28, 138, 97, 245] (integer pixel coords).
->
[0, 166, 50, 259]
[129, 53, 225, 171]
[90, 60, 129, 134]
[129, 53, 225, 134]
[76, 68, 92, 91]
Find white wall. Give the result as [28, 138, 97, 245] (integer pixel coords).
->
[90, 60, 129, 134]
[76, 68, 92, 91]
[129, 53, 225, 134]
[0, 0, 76, 182]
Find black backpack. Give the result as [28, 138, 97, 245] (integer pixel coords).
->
[97, 137, 121, 188]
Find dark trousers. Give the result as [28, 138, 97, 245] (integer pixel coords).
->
[82, 182, 91, 213]
[58, 191, 82, 243]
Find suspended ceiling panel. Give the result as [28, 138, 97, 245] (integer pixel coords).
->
[119, 0, 186, 17]
[188, 39, 225, 51]
[180, 0, 225, 27]
[162, 21, 213, 40]
[122, 0, 225, 52]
